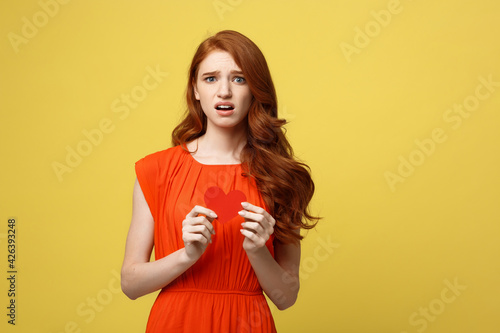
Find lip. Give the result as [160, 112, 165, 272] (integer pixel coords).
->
[214, 102, 235, 116]
[214, 102, 235, 109]
[215, 109, 235, 116]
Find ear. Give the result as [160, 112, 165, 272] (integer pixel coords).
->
[194, 84, 200, 100]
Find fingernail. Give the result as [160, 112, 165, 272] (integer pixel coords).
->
[210, 212, 217, 218]
[241, 202, 248, 208]
[238, 210, 246, 216]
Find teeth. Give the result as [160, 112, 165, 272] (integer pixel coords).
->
[217, 105, 232, 109]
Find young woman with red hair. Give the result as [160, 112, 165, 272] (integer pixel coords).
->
[121, 30, 319, 332]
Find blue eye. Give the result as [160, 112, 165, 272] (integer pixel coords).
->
[205, 77, 216, 82]
[234, 77, 246, 83]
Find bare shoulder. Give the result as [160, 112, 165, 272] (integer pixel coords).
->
[122, 179, 155, 267]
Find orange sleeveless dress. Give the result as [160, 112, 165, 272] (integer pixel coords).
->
[135, 145, 277, 332]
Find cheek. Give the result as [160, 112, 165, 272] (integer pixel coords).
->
[196, 91, 209, 106]
[244, 94, 253, 112]
[241, 89, 253, 106]
[197, 86, 216, 102]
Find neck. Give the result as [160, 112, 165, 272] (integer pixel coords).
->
[195, 122, 248, 164]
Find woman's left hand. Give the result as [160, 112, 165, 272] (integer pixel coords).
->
[239, 202, 275, 254]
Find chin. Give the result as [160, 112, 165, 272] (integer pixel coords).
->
[209, 118, 247, 129]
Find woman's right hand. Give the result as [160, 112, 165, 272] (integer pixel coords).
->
[182, 205, 217, 261]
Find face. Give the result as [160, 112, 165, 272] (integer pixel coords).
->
[194, 50, 253, 131]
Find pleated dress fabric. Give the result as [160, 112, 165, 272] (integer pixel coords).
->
[135, 145, 277, 332]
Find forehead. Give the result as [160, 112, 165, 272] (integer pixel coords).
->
[198, 50, 241, 73]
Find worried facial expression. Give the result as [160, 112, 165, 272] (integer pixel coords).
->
[194, 50, 253, 130]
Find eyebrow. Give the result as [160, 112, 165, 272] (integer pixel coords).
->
[200, 70, 244, 76]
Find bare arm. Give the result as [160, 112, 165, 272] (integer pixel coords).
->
[120, 179, 216, 300]
[239, 202, 301, 310]
[245, 235, 300, 310]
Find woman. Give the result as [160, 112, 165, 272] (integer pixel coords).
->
[121, 30, 319, 332]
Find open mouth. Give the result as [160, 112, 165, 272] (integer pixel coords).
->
[215, 105, 234, 111]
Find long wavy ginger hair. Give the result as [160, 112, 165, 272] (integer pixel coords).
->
[172, 30, 319, 245]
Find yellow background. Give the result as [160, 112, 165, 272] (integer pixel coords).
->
[1, 0, 499, 332]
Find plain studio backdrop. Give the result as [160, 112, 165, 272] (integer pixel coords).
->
[1, 0, 499, 332]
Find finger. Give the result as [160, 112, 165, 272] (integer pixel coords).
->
[238, 210, 275, 232]
[186, 205, 218, 220]
[241, 221, 265, 236]
[183, 216, 215, 235]
[238, 210, 266, 224]
[240, 229, 266, 247]
[183, 232, 211, 245]
[241, 202, 273, 221]
[184, 224, 213, 236]
[183, 224, 213, 241]
[240, 228, 257, 240]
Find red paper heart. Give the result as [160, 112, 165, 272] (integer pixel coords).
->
[204, 186, 247, 224]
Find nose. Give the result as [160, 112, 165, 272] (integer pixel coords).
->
[217, 80, 232, 98]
